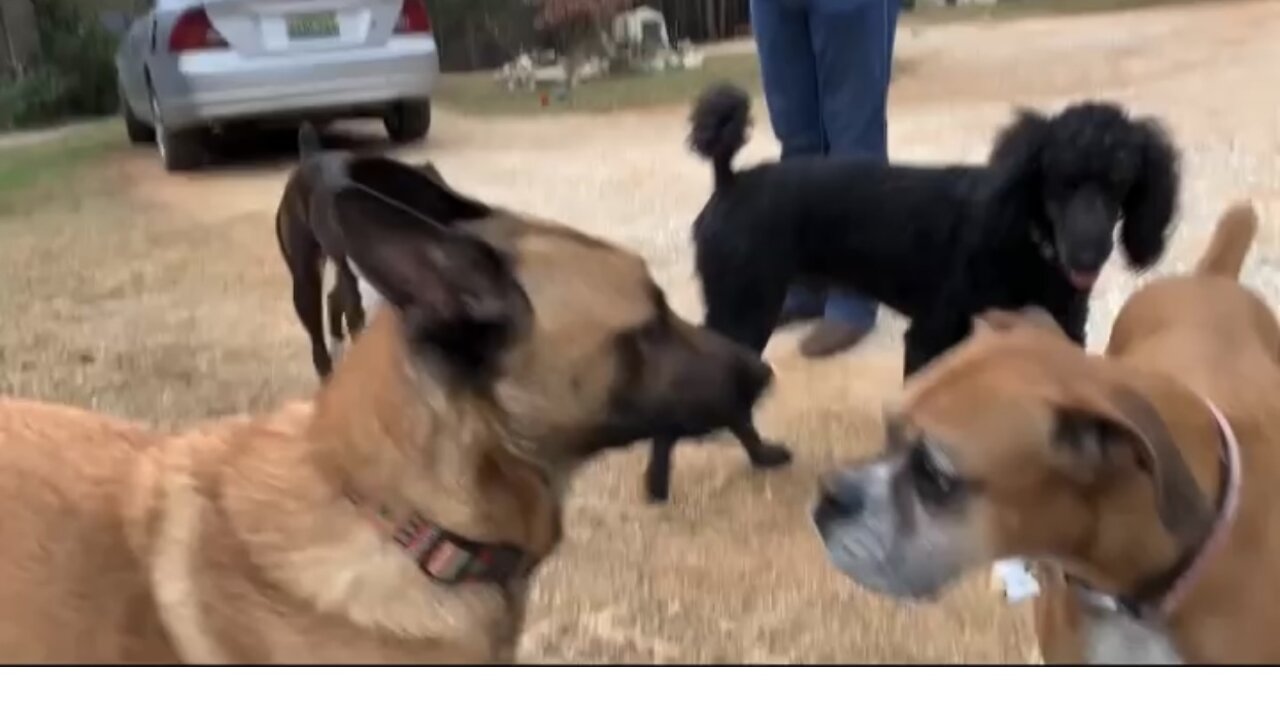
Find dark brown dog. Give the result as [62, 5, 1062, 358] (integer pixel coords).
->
[275, 123, 456, 378]
[0, 153, 774, 663]
[814, 202, 1280, 663]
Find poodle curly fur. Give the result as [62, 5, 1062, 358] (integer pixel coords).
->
[642, 82, 1181, 503]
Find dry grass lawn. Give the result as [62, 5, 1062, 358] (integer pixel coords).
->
[2, 0, 1280, 663]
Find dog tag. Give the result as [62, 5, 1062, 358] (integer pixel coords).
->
[992, 558, 1041, 604]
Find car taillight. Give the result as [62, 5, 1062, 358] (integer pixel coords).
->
[169, 7, 228, 53]
[394, 0, 431, 34]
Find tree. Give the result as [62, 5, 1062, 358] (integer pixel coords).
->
[0, 0, 41, 78]
[431, 0, 535, 72]
[533, 0, 633, 87]
[534, 0, 633, 27]
[648, 1, 749, 44]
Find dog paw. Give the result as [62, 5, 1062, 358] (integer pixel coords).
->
[750, 443, 793, 469]
[644, 473, 671, 504]
[645, 489, 670, 504]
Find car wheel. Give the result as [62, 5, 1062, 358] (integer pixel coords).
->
[151, 94, 206, 172]
[121, 88, 155, 145]
[384, 99, 431, 144]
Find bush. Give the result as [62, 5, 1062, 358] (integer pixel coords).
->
[0, 68, 71, 129]
[0, 0, 120, 130]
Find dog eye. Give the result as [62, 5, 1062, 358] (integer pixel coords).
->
[909, 441, 965, 506]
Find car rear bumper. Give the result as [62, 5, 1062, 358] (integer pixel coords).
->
[153, 37, 438, 130]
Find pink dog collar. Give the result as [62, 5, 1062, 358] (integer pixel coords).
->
[1155, 397, 1242, 617]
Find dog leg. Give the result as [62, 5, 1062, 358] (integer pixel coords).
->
[326, 285, 347, 363]
[730, 417, 792, 468]
[1063, 295, 1089, 347]
[902, 323, 936, 380]
[645, 435, 676, 503]
[903, 316, 966, 380]
[336, 260, 369, 337]
[293, 277, 332, 379]
[699, 309, 792, 469]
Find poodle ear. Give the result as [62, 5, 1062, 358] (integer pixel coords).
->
[1119, 118, 1180, 271]
[988, 109, 1051, 196]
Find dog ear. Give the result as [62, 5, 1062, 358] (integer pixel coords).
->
[989, 109, 1051, 196]
[1051, 382, 1213, 550]
[973, 306, 1063, 336]
[347, 155, 491, 225]
[1119, 118, 1180, 271]
[418, 161, 446, 185]
[326, 182, 531, 380]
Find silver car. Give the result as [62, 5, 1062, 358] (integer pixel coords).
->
[115, 0, 439, 171]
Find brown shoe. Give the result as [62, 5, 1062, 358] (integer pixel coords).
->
[799, 320, 873, 359]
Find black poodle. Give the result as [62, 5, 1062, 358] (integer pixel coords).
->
[642, 82, 1180, 503]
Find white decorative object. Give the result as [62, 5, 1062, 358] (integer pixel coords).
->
[992, 558, 1041, 603]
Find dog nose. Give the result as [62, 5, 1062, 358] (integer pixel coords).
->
[1062, 235, 1113, 273]
[814, 470, 866, 525]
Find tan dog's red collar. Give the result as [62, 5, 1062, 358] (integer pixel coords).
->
[1070, 396, 1243, 621]
[346, 493, 533, 586]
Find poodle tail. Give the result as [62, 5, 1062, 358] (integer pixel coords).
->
[689, 83, 751, 190]
[298, 122, 323, 160]
[1195, 200, 1257, 279]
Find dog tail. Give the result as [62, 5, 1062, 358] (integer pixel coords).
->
[688, 83, 751, 189]
[1195, 201, 1258, 279]
[298, 122, 323, 159]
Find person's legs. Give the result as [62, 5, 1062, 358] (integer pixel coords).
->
[812, 0, 897, 161]
[799, 0, 900, 358]
[750, 0, 824, 158]
[750, 0, 828, 326]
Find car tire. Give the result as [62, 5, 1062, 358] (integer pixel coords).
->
[384, 99, 431, 144]
[151, 95, 206, 172]
[121, 89, 155, 145]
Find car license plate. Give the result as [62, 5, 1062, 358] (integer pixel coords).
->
[287, 11, 339, 40]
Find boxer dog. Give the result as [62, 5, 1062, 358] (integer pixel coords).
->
[814, 202, 1280, 663]
[0, 156, 775, 663]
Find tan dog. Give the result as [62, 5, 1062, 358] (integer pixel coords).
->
[0, 160, 774, 663]
[813, 202, 1280, 663]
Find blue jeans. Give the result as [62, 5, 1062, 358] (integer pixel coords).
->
[750, 0, 899, 329]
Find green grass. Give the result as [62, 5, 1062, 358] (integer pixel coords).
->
[906, 0, 1246, 24]
[0, 121, 122, 214]
[435, 53, 764, 117]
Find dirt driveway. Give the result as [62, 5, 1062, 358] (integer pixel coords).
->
[2, 0, 1279, 663]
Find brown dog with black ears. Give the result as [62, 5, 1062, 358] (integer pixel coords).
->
[815, 201, 1280, 663]
[0, 156, 775, 663]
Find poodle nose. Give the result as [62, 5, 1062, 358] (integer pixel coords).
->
[1058, 192, 1116, 274]
[1064, 241, 1112, 274]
